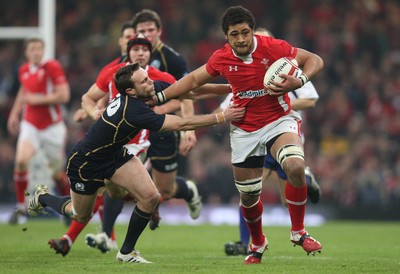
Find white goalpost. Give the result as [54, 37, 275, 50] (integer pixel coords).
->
[0, 0, 57, 192]
[0, 0, 56, 59]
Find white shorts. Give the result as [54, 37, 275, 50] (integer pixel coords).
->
[18, 120, 66, 165]
[124, 140, 151, 163]
[230, 111, 302, 164]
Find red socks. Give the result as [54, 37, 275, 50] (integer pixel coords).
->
[285, 182, 307, 232]
[14, 171, 28, 205]
[241, 199, 264, 246]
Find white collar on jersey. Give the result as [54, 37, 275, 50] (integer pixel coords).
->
[29, 59, 47, 73]
[231, 36, 257, 64]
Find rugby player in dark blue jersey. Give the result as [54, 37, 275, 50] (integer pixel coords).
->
[27, 63, 245, 263]
[131, 9, 201, 230]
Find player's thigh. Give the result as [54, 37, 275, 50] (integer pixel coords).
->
[232, 165, 263, 182]
[110, 157, 158, 202]
[15, 139, 36, 166]
[15, 121, 40, 165]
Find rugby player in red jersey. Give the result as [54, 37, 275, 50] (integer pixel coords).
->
[7, 37, 70, 225]
[147, 6, 324, 263]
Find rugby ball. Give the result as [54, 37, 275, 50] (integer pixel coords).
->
[264, 57, 299, 89]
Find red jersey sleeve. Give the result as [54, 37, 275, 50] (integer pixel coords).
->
[206, 46, 228, 77]
[258, 35, 297, 60]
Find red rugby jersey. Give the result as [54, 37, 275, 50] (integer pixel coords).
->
[19, 59, 68, 129]
[206, 35, 297, 132]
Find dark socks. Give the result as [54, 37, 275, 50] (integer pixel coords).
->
[39, 194, 71, 216]
[102, 192, 124, 238]
[174, 176, 192, 202]
[120, 206, 152, 254]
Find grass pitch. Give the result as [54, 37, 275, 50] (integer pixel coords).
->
[0, 220, 399, 273]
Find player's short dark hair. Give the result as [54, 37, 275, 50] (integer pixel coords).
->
[114, 63, 140, 96]
[221, 6, 255, 34]
[131, 9, 162, 30]
[120, 21, 133, 36]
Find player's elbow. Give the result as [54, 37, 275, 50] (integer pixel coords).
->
[316, 55, 324, 71]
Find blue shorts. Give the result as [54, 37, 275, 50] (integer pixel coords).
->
[67, 147, 133, 195]
[263, 154, 288, 180]
[147, 131, 180, 173]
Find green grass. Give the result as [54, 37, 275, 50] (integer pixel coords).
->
[0, 220, 399, 273]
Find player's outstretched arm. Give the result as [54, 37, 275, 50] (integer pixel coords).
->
[180, 84, 231, 100]
[160, 105, 245, 132]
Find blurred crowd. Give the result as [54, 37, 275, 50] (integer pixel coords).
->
[1, 0, 400, 210]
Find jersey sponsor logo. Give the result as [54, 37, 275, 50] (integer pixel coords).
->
[237, 89, 268, 98]
[74, 182, 85, 192]
[229, 65, 238, 72]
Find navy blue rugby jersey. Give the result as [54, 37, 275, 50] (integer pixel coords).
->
[150, 42, 189, 80]
[70, 81, 171, 161]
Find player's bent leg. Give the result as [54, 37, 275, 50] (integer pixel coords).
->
[110, 158, 159, 262]
[69, 191, 98, 223]
[110, 157, 160, 214]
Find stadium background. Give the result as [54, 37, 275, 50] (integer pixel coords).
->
[0, 0, 399, 221]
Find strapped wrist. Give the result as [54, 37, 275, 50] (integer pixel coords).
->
[156, 91, 166, 104]
[215, 112, 226, 124]
[298, 74, 309, 87]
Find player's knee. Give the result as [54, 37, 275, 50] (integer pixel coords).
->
[235, 177, 262, 195]
[147, 192, 161, 211]
[277, 144, 305, 187]
[240, 193, 260, 207]
[284, 159, 305, 187]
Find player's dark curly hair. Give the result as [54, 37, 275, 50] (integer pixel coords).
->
[221, 6, 255, 34]
[114, 63, 140, 96]
[131, 9, 162, 30]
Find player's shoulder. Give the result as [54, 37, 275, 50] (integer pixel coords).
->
[209, 43, 232, 60]
[43, 59, 64, 69]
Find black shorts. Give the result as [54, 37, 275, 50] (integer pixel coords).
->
[67, 147, 133, 195]
[147, 131, 180, 173]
